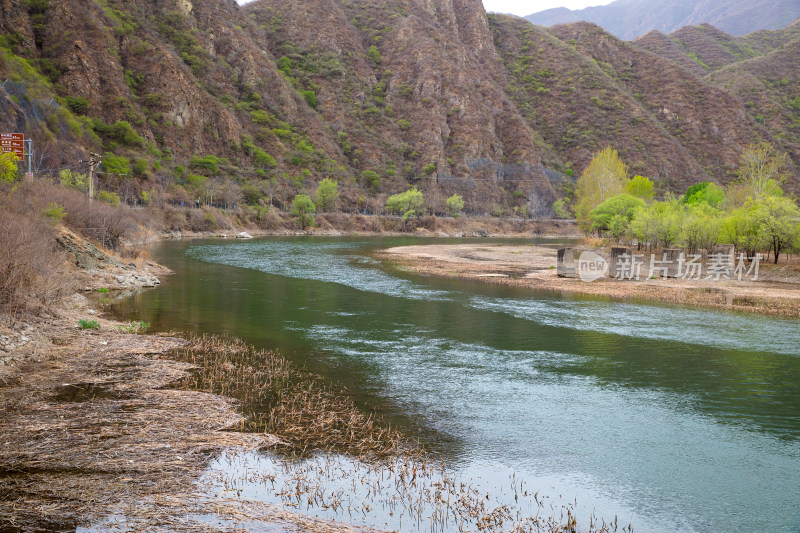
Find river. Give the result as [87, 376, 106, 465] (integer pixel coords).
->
[109, 237, 800, 533]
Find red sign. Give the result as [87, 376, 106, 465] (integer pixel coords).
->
[0, 133, 24, 160]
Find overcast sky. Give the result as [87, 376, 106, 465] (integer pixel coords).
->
[235, 1, 616, 18]
[483, 0, 615, 16]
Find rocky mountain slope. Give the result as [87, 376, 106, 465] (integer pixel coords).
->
[0, 0, 798, 215]
[525, 0, 800, 41]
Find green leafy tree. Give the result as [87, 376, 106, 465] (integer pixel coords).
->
[361, 170, 380, 191]
[755, 196, 800, 263]
[625, 175, 655, 201]
[630, 198, 683, 250]
[588, 194, 645, 238]
[445, 194, 464, 218]
[682, 181, 725, 208]
[59, 169, 89, 191]
[291, 194, 316, 229]
[575, 146, 628, 223]
[680, 203, 722, 255]
[0, 152, 19, 184]
[386, 188, 424, 221]
[552, 199, 572, 219]
[315, 178, 339, 212]
[720, 205, 767, 258]
[737, 142, 789, 201]
[101, 153, 131, 175]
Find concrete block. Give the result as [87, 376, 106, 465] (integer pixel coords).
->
[557, 247, 576, 278]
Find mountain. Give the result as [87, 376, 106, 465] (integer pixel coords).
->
[0, 0, 798, 216]
[633, 20, 800, 173]
[525, 0, 800, 41]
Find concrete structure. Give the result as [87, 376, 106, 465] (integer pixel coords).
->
[661, 248, 683, 278]
[557, 247, 576, 278]
[610, 247, 632, 279]
[712, 244, 736, 269]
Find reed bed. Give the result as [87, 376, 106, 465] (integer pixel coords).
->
[169, 335, 420, 459]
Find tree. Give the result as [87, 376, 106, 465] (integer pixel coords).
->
[291, 194, 315, 229]
[682, 181, 725, 208]
[625, 175, 655, 202]
[315, 178, 339, 212]
[680, 203, 722, 255]
[575, 146, 628, 222]
[630, 198, 683, 250]
[0, 152, 20, 184]
[386, 188, 424, 221]
[552, 199, 572, 219]
[361, 170, 380, 191]
[736, 142, 789, 201]
[755, 196, 800, 263]
[445, 194, 464, 217]
[721, 205, 767, 258]
[588, 194, 645, 238]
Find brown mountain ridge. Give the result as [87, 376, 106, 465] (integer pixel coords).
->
[0, 0, 798, 215]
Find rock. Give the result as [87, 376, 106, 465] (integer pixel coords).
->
[236, 232, 254, 239]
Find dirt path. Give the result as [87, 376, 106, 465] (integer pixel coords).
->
[380, 244, 800, 318]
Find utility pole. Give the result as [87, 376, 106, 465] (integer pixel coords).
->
[24, 138, 32, 181]
[87, 153, 101, 200]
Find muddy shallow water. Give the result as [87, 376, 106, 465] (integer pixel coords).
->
[110, 237, 800, 533]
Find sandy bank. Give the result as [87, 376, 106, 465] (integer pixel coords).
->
[380, 243, 800, 318]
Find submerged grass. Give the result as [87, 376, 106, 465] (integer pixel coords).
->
[169, 335, 420, 459]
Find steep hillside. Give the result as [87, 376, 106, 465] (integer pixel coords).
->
[244, 0, 556, 214]
[489, 17, 786, 193]
[709, 38, 800, 171]
[525, 0, 800, 41]
[0, 0, 798, 216]
[0, 0, 556, 216]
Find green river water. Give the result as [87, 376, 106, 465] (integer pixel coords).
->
[109, 237, 800, 533]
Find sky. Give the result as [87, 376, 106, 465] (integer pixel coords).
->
[483, 0, 615, 16]
[235, 1, 616, 17]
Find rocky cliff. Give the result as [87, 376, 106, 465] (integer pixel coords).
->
[0, 0, 798, 214]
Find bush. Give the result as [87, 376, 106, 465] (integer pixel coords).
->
[102, 153, 131, 175]
[361, 170, 380, 191]
[0, 184, 74, 316]
[301, 90, 317, 108]
[98, 190, 121, 207]
[64, 96, 90, 115]
[79, 319, 100, 330]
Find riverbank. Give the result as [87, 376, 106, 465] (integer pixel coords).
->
[380, 243, 800, 318]
[0, 230, 388, 532]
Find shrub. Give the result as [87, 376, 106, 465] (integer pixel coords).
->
[79, 319, 100, 330]
[101, 153, 131, 175]
[0, 186, 74, 316]
[361, 170, 381, 191]
[98, 190, 121, 207]
[367, 45, 381, 67]
[42, 202, 66, 222]
[422, 163, 436, 175]
[300, 90, 317, 108]
[64, 96, 90, 115]
[59, 169, 89, 191]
